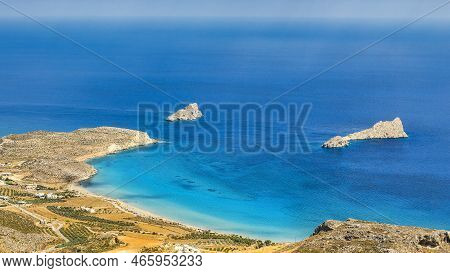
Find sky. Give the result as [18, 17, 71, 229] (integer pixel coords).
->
[0, 0, 449, 21]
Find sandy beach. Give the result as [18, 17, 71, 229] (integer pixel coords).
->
[68, 181, 202, 232]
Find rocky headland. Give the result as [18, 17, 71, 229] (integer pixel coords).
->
[0, 127, 158, 184]
[322, 117, 408, 148]
[288, 219, 449, 253]
[166, 103, 203, 122]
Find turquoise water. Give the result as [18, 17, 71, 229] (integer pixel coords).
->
[1, 19, 449, 241]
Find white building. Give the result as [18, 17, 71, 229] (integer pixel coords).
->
[0, 195, 10, 201]
[174, 244, 200, 253]
[80, 206, 96, 213]
[46, 193, 60, 199]
[35, 193, 46, 199]
[25, 184, 38, 190]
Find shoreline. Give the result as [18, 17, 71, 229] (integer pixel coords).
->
[72, 155, 294, 243]
[69, 138, 283, 242]
[64, 136, 207, 233]
[68, 181, 204, 233]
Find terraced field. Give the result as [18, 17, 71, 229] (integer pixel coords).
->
[0, 187, 30, 197]
[47, 206, 137, 231]
[57, 223, 123, 253]
[42, 227, 58, 237]
[173, 231, 271, 248]
[0, 210, 41, 233]
[60, 223, 92, 244]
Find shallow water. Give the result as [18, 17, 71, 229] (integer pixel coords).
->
[1, 19, 449, 241]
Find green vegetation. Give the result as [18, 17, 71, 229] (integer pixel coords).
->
[58, 190, 79, 198]
[173, 231, 270, 248]
[211, 246, 238, 253]
[36, 185, 54, 191]
[27, 198, 65, 204]
[57, 224, 120, 253]
[42, 227, 58, 237]
[0, 187, 31, 197]
[59, 223, 92, 246]
[61, 224, 92, 243]
[47, 206, 136, 231]
[0, 210, 42, 233]
[5, 180, 17, 185]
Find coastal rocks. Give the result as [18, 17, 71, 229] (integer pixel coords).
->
[0, 127, 158, 184]
[292, 219, 450, 253]
[312, 220, 344, 235]
[418, 232, 450, 248]
[322, 136, 349, 148]
[166, 103, 203, 122]
[344, 117, 408, 140]
[322, 117, 408, 148]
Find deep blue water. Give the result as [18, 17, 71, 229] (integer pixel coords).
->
[1, 19, 449, 241]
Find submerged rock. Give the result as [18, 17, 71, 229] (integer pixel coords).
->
[322, 117, 408, 148]
[166, 103, 203, 122]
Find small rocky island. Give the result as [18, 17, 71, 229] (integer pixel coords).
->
[166, 103, 203, 122]
[322, 117, 408, 148]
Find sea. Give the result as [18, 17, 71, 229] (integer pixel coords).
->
[0, 18, 449, 241]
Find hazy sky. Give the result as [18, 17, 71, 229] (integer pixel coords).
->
[0, 0, 449, 21]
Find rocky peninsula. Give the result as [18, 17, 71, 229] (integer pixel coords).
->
[322, 117, 408, 148]
[0, 127, 157, 184]
[166, 103, 203, 122]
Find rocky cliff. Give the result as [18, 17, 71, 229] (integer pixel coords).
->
[322, 117, 408, 148]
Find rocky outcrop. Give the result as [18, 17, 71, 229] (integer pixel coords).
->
[322, 136, 349, 148]
[0, 127, 158, 184]
[322, 117, 408, 148]
[312, 219, 344, 235]
[292, 219, 450, 253]
[166, 103, 203, 122]
[0, 226, 56, 253]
